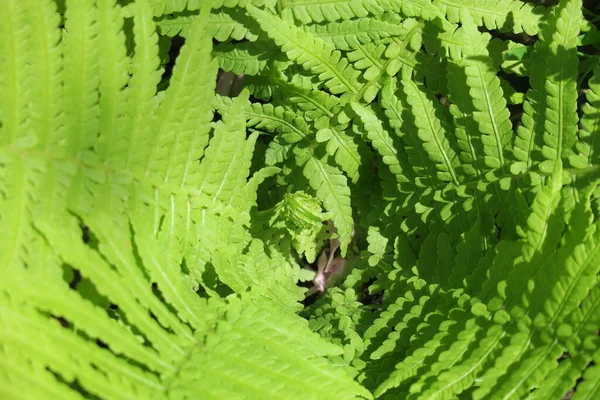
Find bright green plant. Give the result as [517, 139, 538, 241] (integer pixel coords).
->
[2, 0, 600, 399]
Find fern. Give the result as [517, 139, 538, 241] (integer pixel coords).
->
[3, 0, 600, 398]
[0, 1, 370, 398]
[246, 5, 362, 96]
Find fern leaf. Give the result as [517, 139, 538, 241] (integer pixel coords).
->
[21, 0, 63, 150]
[155, 13, 195, 37]
[119, 0, 163, 173]
[485, 336, 564, 400]
[419, 169, 564, 399]
[39, 211, 193, 344]
[450, 218, 488, 290]
[572, 349, 600, 400]
[157, 9, 261, 42]
[163, 296, 372, 399]
[225, 133, 259, 210]
[0, 1, 31, 146]
[0, 126, 51, 275]
[401, 79, 461, 186]
[527, 0, 582, 172]
[143, 3, 217, 190]
[347, 43, 387, 83]
[536, 214, 600, 330]
[380, 78, 437, 195]
[235, 167, 280, 219]
[316, 123, 363, 183]
[295, 148, 354, 256]
[266, 79, 363, 181]
[436, 0, 546, 35]
[513, 45, 549, 171]
[86, 211, 198, 346]
[578, 67, 600, 168]
[213, 239, 306, 309]
[527, 354, 592, 400]
[281, 0, 387, 24]
[246, 102, 310, 144]
[130, 203, 209, 331]
[280, 0, 437, 24]
[271, 75, 343, 121]
[456, 12, 512, 170]
[96, 0, 129, 162]
[197, 92, 251, 204]
[214, 41, 276, 75]
[62, 0, 101, 154]
[146, 0, 277, 16]
[504, 162, 564, 314]
[350, 102, 413, 191]
[2, 278, 166, 397]
[246, 5, 361, 95]
[308, 19, 406, 51]
[482, 255, 600, 400]
[542, 0, 582, 170]
[447, 62, 485, 179]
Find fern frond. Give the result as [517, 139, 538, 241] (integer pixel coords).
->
[3, 275, 167, 396]
[212, 238, 300, 299]
[435, 0, 546, 35]
[44, 210, 195, 343]
[119, 0, 163, 173]
[448, 218, 485, 288]
[239, 166, 281, 214]
[197, 92, 251, 204]
[21, 0, 63, 150]
[447, 62, 485, 179]
[473, 204, 596, 398]
[573, 349, 600, 399]
[401, 79, 461, 186]
[380, 78, 436, 193]
[347, 43, 387, 83]
[163, 296, 372, 399]
[316, 122, 364, 183]
[271, 75, 342, 121]
[505, 163, 564, 313]
[308, 19, 406, 51]
[527, 353, 592, 400]
[155, 13, 194, 37]
[305, 287, 371, 364]
[3, 0, 600, 397]
[246, 5, 361, 95]
[372, 287, 473, 396]
[350, 102, 415, 200]
[146, 0, 277, 16]
[280, 0, 387, 24]
[280, 0, 442, 24]
[214, 41, 276, 75]
[143, 3, 217, 190]
[536, 211, 599, 330]
[295, 148, 354, 256]
[455, 13, 512, 171]
[62, 0, 101, 155]
[261, 77, 363, 180]
[245, 102, 309, 144]
[540, 0, 582, 170]
[578, 67, 600, 168]
[157, 9, 261, 42]
[514, 0, 582, 174]
[425, 172, 564, 398]
[488, 38, 530, 77]
[96, 0, 129, 162]
[480, 247, 600, 400]
[0, 1, 31, 146]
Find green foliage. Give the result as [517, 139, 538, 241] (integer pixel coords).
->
[2, 0, 600, 399]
